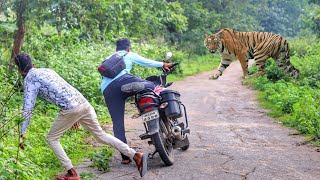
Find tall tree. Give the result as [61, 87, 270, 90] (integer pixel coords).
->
[178, 0, 220, 54]
[252, 0, 308, 37]
[11, 0, 27, 65]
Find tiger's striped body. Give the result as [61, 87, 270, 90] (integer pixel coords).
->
[204, 28, 299, 79]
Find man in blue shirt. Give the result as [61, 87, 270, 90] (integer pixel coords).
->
[101, 38, 172, 164]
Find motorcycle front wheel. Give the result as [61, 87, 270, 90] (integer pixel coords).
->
[151, 119, 174, 166]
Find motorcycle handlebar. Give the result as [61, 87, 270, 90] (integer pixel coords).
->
[163, 62, 179, 73]
[170, 62, 179, 69]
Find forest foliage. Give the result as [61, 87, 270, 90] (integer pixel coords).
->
[0, 0, 320, 179]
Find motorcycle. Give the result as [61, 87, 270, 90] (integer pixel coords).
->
[123, 52, 190, 166]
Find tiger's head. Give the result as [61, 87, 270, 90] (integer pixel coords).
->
[204, 33, 222, 53]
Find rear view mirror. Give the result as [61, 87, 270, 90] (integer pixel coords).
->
[163, 52, 173, 62]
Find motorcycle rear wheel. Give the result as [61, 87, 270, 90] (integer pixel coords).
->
[151, 119, 174, 166]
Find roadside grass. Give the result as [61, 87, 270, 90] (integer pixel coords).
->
[80, 171, 97, 180]
[181, 54, 220, 77]
[168, 54, 220, 82]
[255, 91, 292, 122]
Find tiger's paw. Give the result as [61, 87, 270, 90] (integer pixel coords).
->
[209, 74, 219, 80]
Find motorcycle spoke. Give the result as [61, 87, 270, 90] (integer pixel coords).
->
[159, 120, 173, 155]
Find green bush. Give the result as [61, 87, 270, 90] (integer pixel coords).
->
[289, 35, 317, 57]
[263, 81, 303, 113]
[264, 60, 291, 82]
[291, 91, 320, 138]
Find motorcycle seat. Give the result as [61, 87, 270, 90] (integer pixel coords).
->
[121, 82, 145, 93]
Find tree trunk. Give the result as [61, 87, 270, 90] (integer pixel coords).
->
[10, 0, 27, 68]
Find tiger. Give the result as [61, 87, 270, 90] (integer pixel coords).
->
[204, 28, 299, 80]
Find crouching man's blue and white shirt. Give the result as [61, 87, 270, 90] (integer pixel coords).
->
[21, 68, 87, 135]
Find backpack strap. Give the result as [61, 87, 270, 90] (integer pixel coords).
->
[121, 52, 129, 57]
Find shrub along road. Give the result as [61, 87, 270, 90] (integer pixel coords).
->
[77, 61, 320, 179]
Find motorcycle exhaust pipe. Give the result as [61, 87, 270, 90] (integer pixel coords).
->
[172, 125, 185, 140]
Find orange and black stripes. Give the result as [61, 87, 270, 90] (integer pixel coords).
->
[204, 28, 299, 79]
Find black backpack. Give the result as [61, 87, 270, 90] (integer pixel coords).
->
[98, 52, 128, 78]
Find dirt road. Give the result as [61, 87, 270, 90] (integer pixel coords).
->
[77, 61, 320, 180]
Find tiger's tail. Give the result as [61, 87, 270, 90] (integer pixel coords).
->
[277, 40, 299, 79]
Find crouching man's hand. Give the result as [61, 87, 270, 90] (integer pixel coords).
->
[71, 121, 81, 131]
[163, 63, 173, 72]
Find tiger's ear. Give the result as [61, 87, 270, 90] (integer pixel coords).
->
[218, 33, 223, 39]
[204, 33, 210, 38]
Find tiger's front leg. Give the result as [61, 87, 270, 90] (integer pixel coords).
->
[209, 58, 232, 80]
[236, 52, 250, 79]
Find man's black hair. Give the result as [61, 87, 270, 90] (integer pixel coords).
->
[14, 53, 33, 73]
[116, 38, 131, 51]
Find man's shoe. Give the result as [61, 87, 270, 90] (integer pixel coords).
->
[55, 168, 80, 180]
[133, 152, 148, 177]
